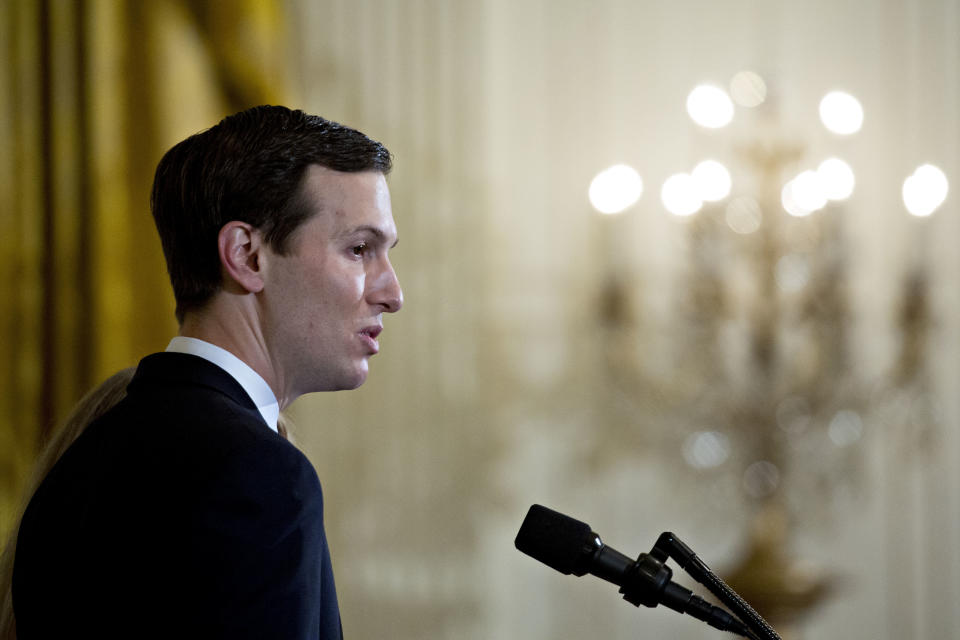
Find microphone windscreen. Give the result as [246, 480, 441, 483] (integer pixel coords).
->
[515, 504, 595, 575]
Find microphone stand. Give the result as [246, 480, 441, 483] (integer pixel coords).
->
[622, 532, 781, 640]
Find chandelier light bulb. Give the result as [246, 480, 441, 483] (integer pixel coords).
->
[682, 431, 731, 469]
[588, 164, 643, 214]
[725, 196, 763, 234]
[781, 182, 806, 217]
[903, 163, 949, 217]
[775, 254, 811, 293]
[691, 159, 732, 202]
[782, 171, 827, 217]
[828, 410, 864, 447]
[819, 91, 864, 135]
[792, 170, 828, 212]
[686, 84, 735, 129]
[817, 157, 856, 200]
[662, 173, 703, 216]
[729, 70, 767, 108]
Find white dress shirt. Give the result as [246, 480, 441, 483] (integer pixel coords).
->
[165, 336, 280, 433]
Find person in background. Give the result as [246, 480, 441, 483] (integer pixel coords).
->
[12, 105, 403, 639]
[0, 368, 135, 640]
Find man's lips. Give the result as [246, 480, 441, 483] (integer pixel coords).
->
[359, 326, 382, 353]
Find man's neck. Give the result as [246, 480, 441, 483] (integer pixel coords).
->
[166, 337, 281, 432]
[179, 301, 292, 409]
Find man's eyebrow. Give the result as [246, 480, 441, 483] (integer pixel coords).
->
[350, 225, 399, 248]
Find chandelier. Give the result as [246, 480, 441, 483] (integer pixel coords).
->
[583, 70, 949, 635]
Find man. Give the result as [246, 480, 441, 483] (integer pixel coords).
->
[12, 106, 402, 639]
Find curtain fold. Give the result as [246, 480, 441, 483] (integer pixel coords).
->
[1, 0, 289, 537]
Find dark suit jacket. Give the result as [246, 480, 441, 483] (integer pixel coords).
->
[13, 352, 342, 639]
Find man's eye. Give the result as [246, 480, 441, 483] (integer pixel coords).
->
[352, 243, 368, 257]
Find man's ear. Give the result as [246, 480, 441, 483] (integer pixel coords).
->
[218, 221, 265, 294]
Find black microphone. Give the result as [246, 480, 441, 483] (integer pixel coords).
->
[515, 504, 754, 638]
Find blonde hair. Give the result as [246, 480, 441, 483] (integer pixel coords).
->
[277, 413, 294, 443]
[0, 367, 136, 640]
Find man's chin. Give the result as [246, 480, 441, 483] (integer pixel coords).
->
[339, 364, 369, 391]
[304, 362, 369, 393]
[343, 376, 367, 391]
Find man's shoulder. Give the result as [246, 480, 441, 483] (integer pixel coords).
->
[55, 351, 314, 498]
[32, 366, 322, 545]
[126, 351, 258, 411]
[96, 380, 311, 485]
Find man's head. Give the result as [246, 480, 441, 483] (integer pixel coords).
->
[151, 105, 393, 323]
[151, 106, 402, 397]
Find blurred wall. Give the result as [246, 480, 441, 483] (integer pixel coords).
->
[286, 1, 960, 639]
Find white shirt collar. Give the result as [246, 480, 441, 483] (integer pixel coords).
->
[165, 336, 280, 433]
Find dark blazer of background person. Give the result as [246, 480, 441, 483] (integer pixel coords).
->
[13, 352, 339, 639]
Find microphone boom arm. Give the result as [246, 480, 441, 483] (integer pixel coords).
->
[650, 532, 780, 640]
[619, 550, 756, 637]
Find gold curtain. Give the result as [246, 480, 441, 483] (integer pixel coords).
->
[0, 0, 290, 537]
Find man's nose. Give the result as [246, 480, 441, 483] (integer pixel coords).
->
[371, 261, 403, 313]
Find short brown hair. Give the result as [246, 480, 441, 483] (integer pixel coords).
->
[150, 105, 392, 323]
